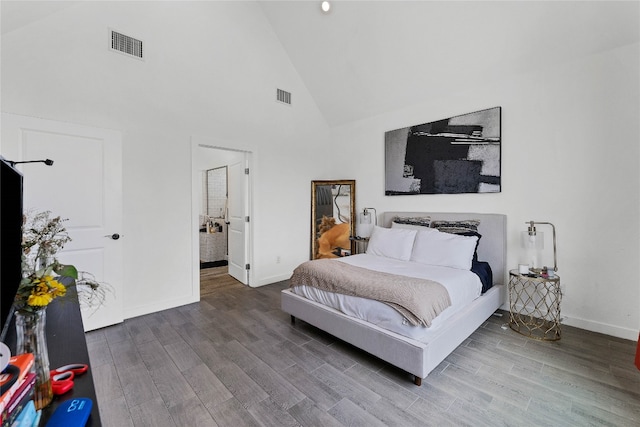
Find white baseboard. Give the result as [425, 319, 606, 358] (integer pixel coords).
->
[124, 274, 288, 320]
[124, 295, 198, 320]
[123, 289, 638, 343]
[562, 315, 638, 341]
[250, 273, 290, 288]
[499, 303, 637, 341]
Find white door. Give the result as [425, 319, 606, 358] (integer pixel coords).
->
[227, 156, 249, 285]
[1, 113, 123, 331]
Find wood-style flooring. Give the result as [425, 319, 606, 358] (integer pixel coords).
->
[200, 266, 241, 296]
[85, 279, 640, 426]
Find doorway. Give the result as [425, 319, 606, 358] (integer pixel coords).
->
[191, 142, 252, 298]
[200, 166, 230, 294]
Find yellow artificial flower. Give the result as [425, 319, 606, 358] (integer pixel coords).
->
[34, 281, 49, 294]
[28, 293, 53, 306]
[24, 275, 66, 308]
[49, 280, 66, 298]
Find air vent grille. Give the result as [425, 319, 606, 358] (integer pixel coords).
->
[276, 88, 292, 105]
[111, 30, 144, 59]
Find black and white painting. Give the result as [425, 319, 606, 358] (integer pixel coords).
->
[385, 107, 501, 195]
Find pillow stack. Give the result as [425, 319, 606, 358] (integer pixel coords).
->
[366, 217, 482, 270]
[410, 228, 478, 270]
[431, 219, 482, 262]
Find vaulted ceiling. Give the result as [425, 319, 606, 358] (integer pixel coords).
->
[0, 1, 80, 35]
[2, 1, 638, 127]
[259, 1, 639, 126]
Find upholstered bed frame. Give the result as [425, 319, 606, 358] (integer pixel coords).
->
[281, 212, 506, 385]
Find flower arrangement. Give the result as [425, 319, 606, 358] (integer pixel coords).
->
[14, 210, 108, 410]
[15, 210, 106, 314]
[21, 211, 71, 273]
[13, 262, 76, 315]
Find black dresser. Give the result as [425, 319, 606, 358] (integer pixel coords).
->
[3, 288, 101, 426]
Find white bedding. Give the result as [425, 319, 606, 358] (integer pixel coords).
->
[289, 253, 482, 342]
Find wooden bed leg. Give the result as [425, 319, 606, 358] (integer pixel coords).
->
[414, 376, 422, 386]
[290, 315, 296, 324]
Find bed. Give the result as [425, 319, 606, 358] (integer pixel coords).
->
[281, 212, 506, 385]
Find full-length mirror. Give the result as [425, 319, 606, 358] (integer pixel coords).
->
[311, 180, 356, 259]
[206, 166, 227, 218]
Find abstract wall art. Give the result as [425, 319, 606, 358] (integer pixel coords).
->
[385, 107, 501, 195]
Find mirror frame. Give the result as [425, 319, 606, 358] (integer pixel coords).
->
[311, 180, 356, 259]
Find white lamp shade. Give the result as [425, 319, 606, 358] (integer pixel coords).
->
[357, 212, 373, 238]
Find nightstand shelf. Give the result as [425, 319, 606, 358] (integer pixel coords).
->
[508, 270, 562, 341]
[349, 236, 369, 254]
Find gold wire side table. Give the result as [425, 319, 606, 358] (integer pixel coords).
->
[508, 270, 562, 341]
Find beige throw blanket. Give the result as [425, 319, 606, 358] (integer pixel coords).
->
[290, 259, 451, 327]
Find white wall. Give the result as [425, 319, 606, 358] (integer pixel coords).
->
[330, 42, 640, 340]
[1, 1, 330, 318]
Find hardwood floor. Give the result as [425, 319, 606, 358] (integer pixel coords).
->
[86, 280, 640, 426]
[200, 266, 241, 295]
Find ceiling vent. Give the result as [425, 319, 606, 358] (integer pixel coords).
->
[276, 88, 292, 105]
[110, 29, 144, 60]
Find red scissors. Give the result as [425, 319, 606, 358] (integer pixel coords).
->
[51, 364, 88, 377]
[50, 364, 88, 395]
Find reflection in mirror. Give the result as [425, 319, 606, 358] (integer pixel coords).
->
[311, 180, 356, 259]
[206, 166, 227, 219]
[201, 167, 228, 267]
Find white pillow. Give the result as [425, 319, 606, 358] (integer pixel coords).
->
[366, 226, 417, 261]
[411, 228, 479, 270]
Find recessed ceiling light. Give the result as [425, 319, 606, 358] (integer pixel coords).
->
[321, 1, 331, 13]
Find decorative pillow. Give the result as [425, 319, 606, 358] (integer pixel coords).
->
[392, 216, 431, 228]
[366, 226, 417, 261]
[410, 228, 479, 270]
[431, 219, 480, 234]
[392, 221, 434, 231]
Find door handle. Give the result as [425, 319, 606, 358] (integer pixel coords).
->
[105, 233, 121, 240]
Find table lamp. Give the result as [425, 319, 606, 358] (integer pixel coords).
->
[521, 221, 557, 273]
[356, 207, 376, 238]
